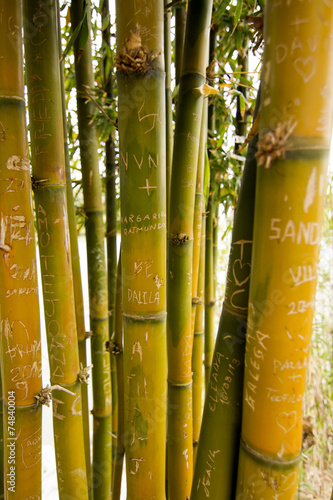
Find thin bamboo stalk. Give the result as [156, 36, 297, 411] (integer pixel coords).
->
[204, 190, 215, 388]
[192, 212, 206, 466]
[167, 0, 213, 497]
[111, 253, 124, 500]
[23, 1, 88, 497]
[164, 0, 173, 217]
[101, 0, 118, 483]
[204, 26, 218, 387]
[0, 373, 3, 499]
[71, 2, 113, 498]
[191, 88, 260, 500]
[115, 2, 167, 497]
[192, 98, 208, 465]
[175, 3, 186, 85]
[0, 3, 42, 498]
[56, 2, 92, 490]
[236, 2, 333, 496]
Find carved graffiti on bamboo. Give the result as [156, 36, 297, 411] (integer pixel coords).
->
[228, 239, 252, 311]
[138, 100, 160, 133]
[21, 428, 42, 469]
[244, 329, 270, 412]
[208, 350, 241, 412]
[120, 151, 159, 171]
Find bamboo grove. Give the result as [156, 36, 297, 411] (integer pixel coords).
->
[0, 0, 332, 499]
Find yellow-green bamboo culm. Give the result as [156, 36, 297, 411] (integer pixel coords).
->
[204, 26, 218, 388]
[0, 2, 42, 497]
[23, 1, 89, 498]
[192, 98, 208, 465]
[167, 0, 213, 497]
[111, 254, 124, 500]
[191, 88, 260, 500]
[236, 2, 333, 497]
[204, 189, 215, 388]
[192, 213, 206, 466]
[115, 1, 167, 498]
[164, 0, 173, 216]
[56, 1, 92, 489]
[71, 2, 113, 497]
[101, 0, 118, 483]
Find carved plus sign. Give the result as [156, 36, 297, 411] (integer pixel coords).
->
[139, 179, 157, 196]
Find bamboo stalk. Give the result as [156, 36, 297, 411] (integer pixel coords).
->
[204, 190, 215, 388]
[0, 3, 42, 498]
[192, 97, 208, 465]
[167, 0, 213, 497]
[175, 3, 186, 85]
[192, 211, 206, 467]
[71, 2, 113, 497]
[115, 1, 167, 498]
[23, 1, 88, 497]
[101, 0, 118, 483]
[111, 253, 124, 500]
[56, 2, 92, 490]
[191, 88, 260, 500]
[236, 2, 333, 497]
[204, 26, 218, 388]
[164, 0, 173, 217]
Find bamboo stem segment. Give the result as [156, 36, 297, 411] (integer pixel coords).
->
[23, 1, 88, 497]
[115, 2, 167, 498]
[0, 2, 42, 498]
[236, 2, 333, 497]
[167, 0, 213, 497]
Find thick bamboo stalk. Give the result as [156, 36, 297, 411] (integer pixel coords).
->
[0, 3, 42, 498]
[111, 254, 124, 500]
[101, 0, 118, 482]
[23, 1, 88, 497]
[167, 0, 213, 497]
[56, 2, 92, 489]
[191, 89, 260, 500]
[71, 2, 113, 498]
[236, 2, 333, 497]
[115, 1, 167, 498]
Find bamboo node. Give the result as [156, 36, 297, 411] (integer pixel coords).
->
[170, 232, 189, 246]
[115, 25, 161, 74]
[78, 364, 93, 384]
[256, 119, 297, 169]
[106, 340, 123, 355]
[31, 177, 50, 190]
[246, 11, 264, 54]
[192, 296, 203, 305]
[206, 59, 218, 82]
[34, 385, 75, 408]
[85, 331, 93, 339]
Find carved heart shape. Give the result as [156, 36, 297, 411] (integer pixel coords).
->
[294, 57, 316, 83]
[276, 411, 297, 434]
[232, 259, 251, 287]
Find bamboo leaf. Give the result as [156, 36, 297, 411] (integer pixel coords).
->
[214, 0, 231, 24]
[235, 0, 243, 25]
[62, 1, 88, 60]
